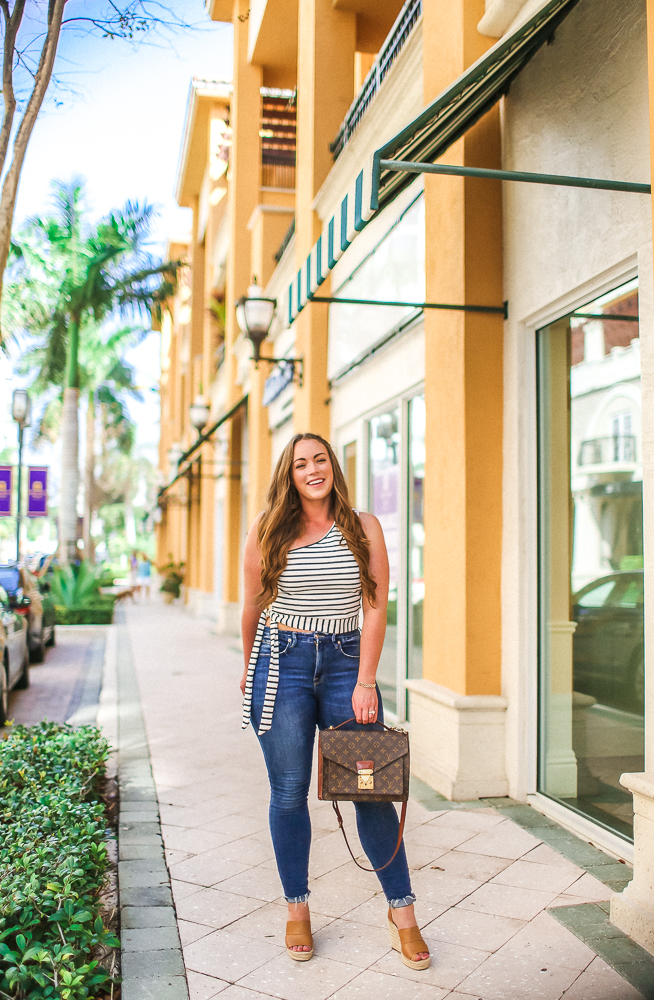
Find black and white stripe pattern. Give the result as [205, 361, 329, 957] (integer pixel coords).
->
[242, 523, 362, 734]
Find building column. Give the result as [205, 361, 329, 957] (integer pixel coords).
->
[185, 200, 207, 613]
[218, 0, 262, 633]
[406, 0, 506, 800]
[247, 202, 294, 525]
[293, 0, 356, 436]
[610, 0, 654, 954]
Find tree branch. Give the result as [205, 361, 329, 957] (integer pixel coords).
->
[0, 0, 67, 340]
[0, 0, 26, 180]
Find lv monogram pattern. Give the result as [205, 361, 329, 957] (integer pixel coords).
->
[319, 729, 409, 802]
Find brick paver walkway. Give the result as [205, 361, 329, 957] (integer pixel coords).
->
[124, 602, 644, 1000]
[5, 624, 106, 728]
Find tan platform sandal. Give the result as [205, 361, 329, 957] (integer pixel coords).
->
[388, 908, 431, 970]
[285, 920, 314, 961]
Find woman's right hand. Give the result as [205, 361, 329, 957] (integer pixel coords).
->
[239, 670, 248, 695]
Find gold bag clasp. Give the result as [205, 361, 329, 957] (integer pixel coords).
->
[357, 769, 374, 790]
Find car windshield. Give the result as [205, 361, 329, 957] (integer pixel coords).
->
[0, 568, 20, 594]
[576, 575, 644, 609]
[576, 580, 616, 607]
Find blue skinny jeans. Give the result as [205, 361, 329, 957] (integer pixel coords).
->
[250, 626, 415, 907]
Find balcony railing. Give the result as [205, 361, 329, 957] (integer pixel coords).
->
[274, 218, 295, 264]
[578, 435, 637, 466]
[330, 0, 422, 160]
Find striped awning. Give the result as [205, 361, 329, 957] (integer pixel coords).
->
[288, 0, 581, 324]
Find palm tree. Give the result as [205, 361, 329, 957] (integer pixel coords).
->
[4, 179, 176, 561]
[80, 324, 145, 558]
[21, 320, 145, 558]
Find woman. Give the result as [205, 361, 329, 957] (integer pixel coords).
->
[241, 432, 429, 969]
[136, 554, 152, 600]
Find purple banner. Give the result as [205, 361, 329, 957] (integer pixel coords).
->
[27, 467, 48, 517]
[0, 466, 11, 516]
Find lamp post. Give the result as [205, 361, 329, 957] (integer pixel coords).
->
[235, 281, 277, 363]
[167, 442, 184, 477]
[189, 396, 210, 436]
[11, 389, 31, 563]
[235, 280, 303, 383]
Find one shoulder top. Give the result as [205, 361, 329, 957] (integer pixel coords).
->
[241, 520, 362, 734]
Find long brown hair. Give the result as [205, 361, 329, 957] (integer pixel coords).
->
[257, 432, 377, 608]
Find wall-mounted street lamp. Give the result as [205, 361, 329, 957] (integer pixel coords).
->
[236, 280, 303, 384]
[11, 389, 31, 563]
[167, 442, 184, 476]
[189, 396, 211, 435]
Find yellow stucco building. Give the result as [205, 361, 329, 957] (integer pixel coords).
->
[157, 0, 654, 955]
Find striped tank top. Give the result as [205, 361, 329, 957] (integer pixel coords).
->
[241, 520, 362, 734]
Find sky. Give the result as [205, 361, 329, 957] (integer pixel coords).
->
[1, 0, 233, 492]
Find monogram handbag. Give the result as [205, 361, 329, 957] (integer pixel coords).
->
[318, 718, 410, 871]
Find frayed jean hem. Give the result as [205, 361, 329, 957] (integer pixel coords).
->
[285, 892, 311, 904]
[388, 893, 417, 908]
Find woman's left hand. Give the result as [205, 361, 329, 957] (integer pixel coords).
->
[352, 683, 379, 724]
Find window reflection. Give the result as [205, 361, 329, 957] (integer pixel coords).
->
[369, 409, 400, 714]
[538, 278, 644, 840]
[408, 395, 425, 684]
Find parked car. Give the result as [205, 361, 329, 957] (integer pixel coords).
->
[0, 583, 29, 726]
[0, 565, 55, 663]
[38, 575, 56, 648]
[572, 571, 644, 714]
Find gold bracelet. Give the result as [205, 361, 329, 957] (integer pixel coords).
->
[357, 681, 376, 689]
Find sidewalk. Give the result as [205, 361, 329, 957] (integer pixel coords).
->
[6, 624, 106, 727]
[119, 601, 651, 1000]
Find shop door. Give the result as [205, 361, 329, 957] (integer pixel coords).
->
[538, 278, 644, 842]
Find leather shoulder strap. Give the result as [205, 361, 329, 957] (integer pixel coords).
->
[332, 799, 407, 873]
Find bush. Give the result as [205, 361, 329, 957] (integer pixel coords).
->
[158, 556, 184, 599]
[50, 562, 104, 610]
[55, 603, 115, 626]
[159, 576, 181, 598]
[0, 722, 118, 999]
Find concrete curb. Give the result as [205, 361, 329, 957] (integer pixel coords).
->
[66, 629, 107, 727]
[111, 608, 189, 1000]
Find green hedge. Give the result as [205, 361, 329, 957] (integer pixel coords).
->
[55, 602, 115, 626]
[0, 723, 118, 999]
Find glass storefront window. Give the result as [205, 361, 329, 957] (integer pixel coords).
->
[328, 196, 425, 379]
[369, 409, 400, 714]
[408, 395, 425, 682]
[344, 441, 357, 506]
[538, 279, 644, 841]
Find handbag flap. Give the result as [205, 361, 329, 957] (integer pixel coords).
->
[319, 730, 408, 773]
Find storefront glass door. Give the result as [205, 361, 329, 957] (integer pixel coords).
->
[408, 394, 425, 681]
[537, 279, 644, 841]
[369, 409, 400, 714]
[368, 392, 425, 718]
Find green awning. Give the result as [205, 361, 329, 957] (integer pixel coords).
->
[372, 0, 582, 212]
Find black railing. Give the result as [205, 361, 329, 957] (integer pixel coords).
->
[261, 90, 296, 167]
[330, 0, 422, 160]
[578, 435, 637, 466]
[274, 218, 295, 264]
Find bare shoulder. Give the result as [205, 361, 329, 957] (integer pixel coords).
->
[249, 511, 265, 532]
[245, 512, 265, 549]
[356, 510, 383, 538]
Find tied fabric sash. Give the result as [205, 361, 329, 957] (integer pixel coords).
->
[241, 610, 279, 735]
